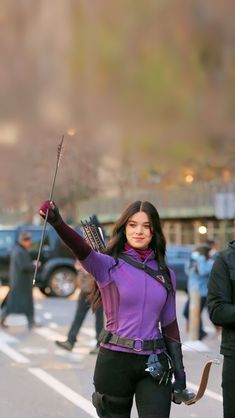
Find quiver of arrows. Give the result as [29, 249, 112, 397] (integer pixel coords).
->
[81, 217, 106, 253]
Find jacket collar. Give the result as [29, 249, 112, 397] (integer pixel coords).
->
[123, 245, 155, 263]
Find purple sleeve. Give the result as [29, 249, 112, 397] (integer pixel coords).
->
[54, 221, 115, 285]
[80, 250, 116, 286]
[54, 220, 92, 260]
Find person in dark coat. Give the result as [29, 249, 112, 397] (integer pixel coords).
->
[1, 230, 36, 328]
[208, 240, 235, 418]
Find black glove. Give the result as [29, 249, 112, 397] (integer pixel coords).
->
[165, 341, 195, 404]
[39, 200, 62, 226]
[172, 388, 195, 404]
[165, 341, 186, 389]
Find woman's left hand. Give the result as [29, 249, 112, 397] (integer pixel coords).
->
[172, 387, 195, 404]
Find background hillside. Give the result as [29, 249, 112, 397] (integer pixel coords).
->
[0, 0, 234, 221]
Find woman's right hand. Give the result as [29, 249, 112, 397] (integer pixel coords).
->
[39, 200, 62, 226]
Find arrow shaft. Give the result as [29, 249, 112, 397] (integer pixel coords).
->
[32, 134, 64, 285]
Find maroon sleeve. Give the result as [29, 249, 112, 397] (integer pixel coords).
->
[54, 220, 92, 260]
[161, 318, 181, 343]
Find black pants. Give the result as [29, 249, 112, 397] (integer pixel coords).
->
[67, 290, 104, 345]
[93, 347, 172, 418]
[222, 355, 235, 418]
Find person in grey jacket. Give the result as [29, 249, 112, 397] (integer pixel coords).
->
[1, 231, 36, 328]
[207, 240, 235, 418]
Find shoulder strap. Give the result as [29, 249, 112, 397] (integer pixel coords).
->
[119, 254, 173, 293]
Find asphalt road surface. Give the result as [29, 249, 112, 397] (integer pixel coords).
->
[0, 287, 223, 418]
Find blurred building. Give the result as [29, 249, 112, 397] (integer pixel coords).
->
[78, 179, 235, 247]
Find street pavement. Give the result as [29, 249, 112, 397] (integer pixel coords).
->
[0, 287, 223, 418]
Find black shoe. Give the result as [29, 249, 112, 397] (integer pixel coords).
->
[55, 340, 74, 351]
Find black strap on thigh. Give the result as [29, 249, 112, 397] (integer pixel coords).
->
[92, 391, 133, 417]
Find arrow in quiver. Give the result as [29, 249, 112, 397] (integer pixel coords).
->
[81, 218, 106, 253]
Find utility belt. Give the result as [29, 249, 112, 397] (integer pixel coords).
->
[99, 329, 173, 385]
[99, 329, 173, 384]
[99, 329, 166, 352]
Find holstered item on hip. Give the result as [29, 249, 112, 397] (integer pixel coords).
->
[145, 352, 173, 385]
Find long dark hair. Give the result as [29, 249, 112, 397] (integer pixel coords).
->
[88, 200, 168, 311]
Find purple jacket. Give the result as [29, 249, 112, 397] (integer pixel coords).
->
[54, 221, 178, 355]
[81, 246, 177, 354]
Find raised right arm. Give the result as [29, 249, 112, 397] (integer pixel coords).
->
[39, 200, 91, 260]
[39, 200, 115, 283]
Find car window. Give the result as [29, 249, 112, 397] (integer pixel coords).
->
[0, 230, 16, 250]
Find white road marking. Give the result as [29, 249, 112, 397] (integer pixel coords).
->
[0, 330, 18, 344]
[0, 342, 30, 363]
[43, 312, 52, 319]
[182, 340, 210, 352]
[0, 314, 42, 327]
[33, 326, 90, 359]
[3, 314, 28, 326]
[21, 347, 48, 355]
[35, 326, 95, 346]
[54, 349, 85, 361]
[34, 326, 66, 341]
[187, 381, 223, 402]
[29, 368, 97, 417]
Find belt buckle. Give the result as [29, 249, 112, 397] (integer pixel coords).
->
[133, 338, 144, 352]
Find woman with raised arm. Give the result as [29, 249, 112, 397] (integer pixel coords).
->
[39, 200, 194, 418]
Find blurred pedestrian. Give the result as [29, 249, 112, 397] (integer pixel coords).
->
[55, 266, 104, 354]
[183, 242, 216, 339]
[0, 231, 37, 329]
[40, 199, 195, 418]
[208, 240, 235, 418]
[206, 239, 219, 260]
[55, 219, 105, 354]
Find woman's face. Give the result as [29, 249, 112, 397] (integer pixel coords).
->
[125, 211, 153, 250]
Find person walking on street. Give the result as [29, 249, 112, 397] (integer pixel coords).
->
[208, 240, 235, 418]
[39, 199, 194, 418]
[55, 267, 104, 354]
[55, 219, 105, 354]
[1, 231, 37, 329]
[183, 244, 215, 340]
